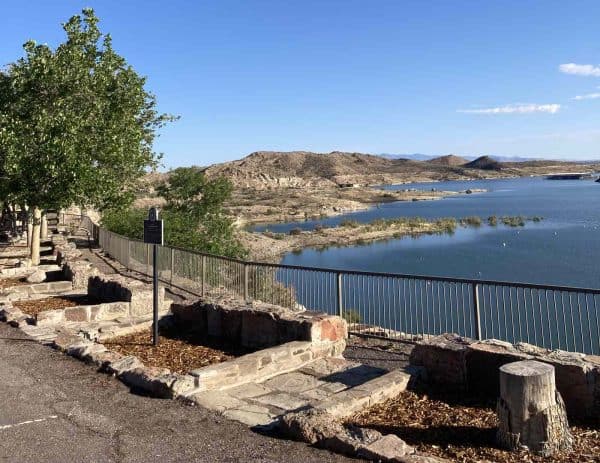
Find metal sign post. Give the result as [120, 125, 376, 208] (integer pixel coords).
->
[143, 207, 163, 346]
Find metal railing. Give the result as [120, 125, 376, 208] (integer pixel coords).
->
[75, 217, 600, 355]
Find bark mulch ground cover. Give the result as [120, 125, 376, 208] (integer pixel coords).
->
[104, 328, 252, 374]
[0, 277, 29, 289]
[347, 386, 600, 463]
[13, 295, 101, 316]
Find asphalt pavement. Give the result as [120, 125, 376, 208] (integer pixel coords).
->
[0, 322, 353, 463]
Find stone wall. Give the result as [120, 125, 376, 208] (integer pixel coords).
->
[0, 281, 73, 300]
[410, 333, 600, 421]
[53, 239, 82, 266]
[88, 274, 169, 317]
[36, 301, 129, 326]
[62, 260, 99, 289]
[170, 296, 348, 349]
[189, 340, 345, 392]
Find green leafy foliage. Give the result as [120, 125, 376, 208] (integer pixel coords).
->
[0, 8, 175, 211]
[103, 168, 246, 258]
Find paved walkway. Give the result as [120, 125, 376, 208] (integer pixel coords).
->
[0, 322, 353, 463]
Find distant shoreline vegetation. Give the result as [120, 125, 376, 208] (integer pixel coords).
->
[330, 215, 543, 234]
[261, 215, 544, 245]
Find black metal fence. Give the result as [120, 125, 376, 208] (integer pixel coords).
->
[75, 215, 600, 355]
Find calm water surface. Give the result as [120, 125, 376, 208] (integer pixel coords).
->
[257, 177, 600, 288]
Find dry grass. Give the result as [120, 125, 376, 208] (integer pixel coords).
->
[104, 329, 251, 374]
[348, 387, 600, 463]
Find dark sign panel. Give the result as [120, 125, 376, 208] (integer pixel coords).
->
[143, 219, 163, 245]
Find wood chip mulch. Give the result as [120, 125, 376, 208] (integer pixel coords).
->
[0, 277, 29, 289]
[347, 387, 600, 463]
[13, 295, 100, 316]
[104, 329, 250, 374]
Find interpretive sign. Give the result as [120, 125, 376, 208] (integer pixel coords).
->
[144, 207, 163, 346]
[143, 207, 163, 245]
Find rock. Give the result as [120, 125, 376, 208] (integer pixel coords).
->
[465, 189, 473, 194]
[105, 355, 144, 376]
[18, 258, 32, 268]
[279, 409, 345, 444]
[26, 269, 46, 283]
[357, 434, 414, 461]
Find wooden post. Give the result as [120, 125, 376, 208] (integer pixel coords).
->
[496, 360, 572, 456]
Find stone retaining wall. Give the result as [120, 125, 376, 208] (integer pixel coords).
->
[54, 240, 82, 266]
[188, 340, 345, 392]
[170, 296, 348, 349]
[410, 333, 600, 421]
[62, 260, 99, 289]
[0, 280, 73, 299]
[88, 274, 168, 317]
[36, 301, 130, 326]
[0, 264, 60, 278]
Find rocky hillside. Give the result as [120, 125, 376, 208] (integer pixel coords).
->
[137, 151, 600, 192]
[202, 151, 400, 188]
[426, 154, 468, 166]
[464, 156, 502, 170]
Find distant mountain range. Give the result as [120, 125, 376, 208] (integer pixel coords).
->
[380, 153, 538, 162]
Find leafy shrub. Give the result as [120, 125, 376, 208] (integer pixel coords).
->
[488, 215, 498, 226]
[289, 227, 303, 236]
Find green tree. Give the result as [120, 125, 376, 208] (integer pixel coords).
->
[0, 9, 175, 263]
[103, 168, 246, 258]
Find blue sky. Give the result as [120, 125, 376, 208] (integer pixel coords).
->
[2, 1, 600, 167]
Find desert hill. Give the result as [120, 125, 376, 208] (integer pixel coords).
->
[426, 154, 468, 166]
[464, 156, 502, 170]
[139, 151, 600, 192]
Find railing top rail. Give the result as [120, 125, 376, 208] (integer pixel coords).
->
[94, 217, 600, 295]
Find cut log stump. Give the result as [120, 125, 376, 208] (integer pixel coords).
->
[496, 360, 573, 456]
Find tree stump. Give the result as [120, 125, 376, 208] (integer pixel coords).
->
[496, 360, 573, 456]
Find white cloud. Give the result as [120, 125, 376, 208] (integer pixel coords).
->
[572, 92, 600, 100]
[457, 104, 560, 114]
[559, 63, 600, 77]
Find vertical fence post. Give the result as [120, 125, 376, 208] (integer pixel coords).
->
[201, 255, 206, 296]
[244, 264, 249, 302]
[126, 240, 131, 271]
[337, 272, 343, 317]
[170, 247, 175, 287]
[473, 282, 482, 340]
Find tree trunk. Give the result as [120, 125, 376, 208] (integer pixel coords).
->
[41, 212, 48, 240]
[30, 207, 42, 266]
[26, 209, 33, 248]
[496, 360, 572, 456]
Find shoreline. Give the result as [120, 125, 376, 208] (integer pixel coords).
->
[237, 187, 487, 229]
[240, 215, 541, 263]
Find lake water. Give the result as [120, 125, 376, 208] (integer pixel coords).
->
[251, 176, 600, 353]
[256, 177, 600, 288]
